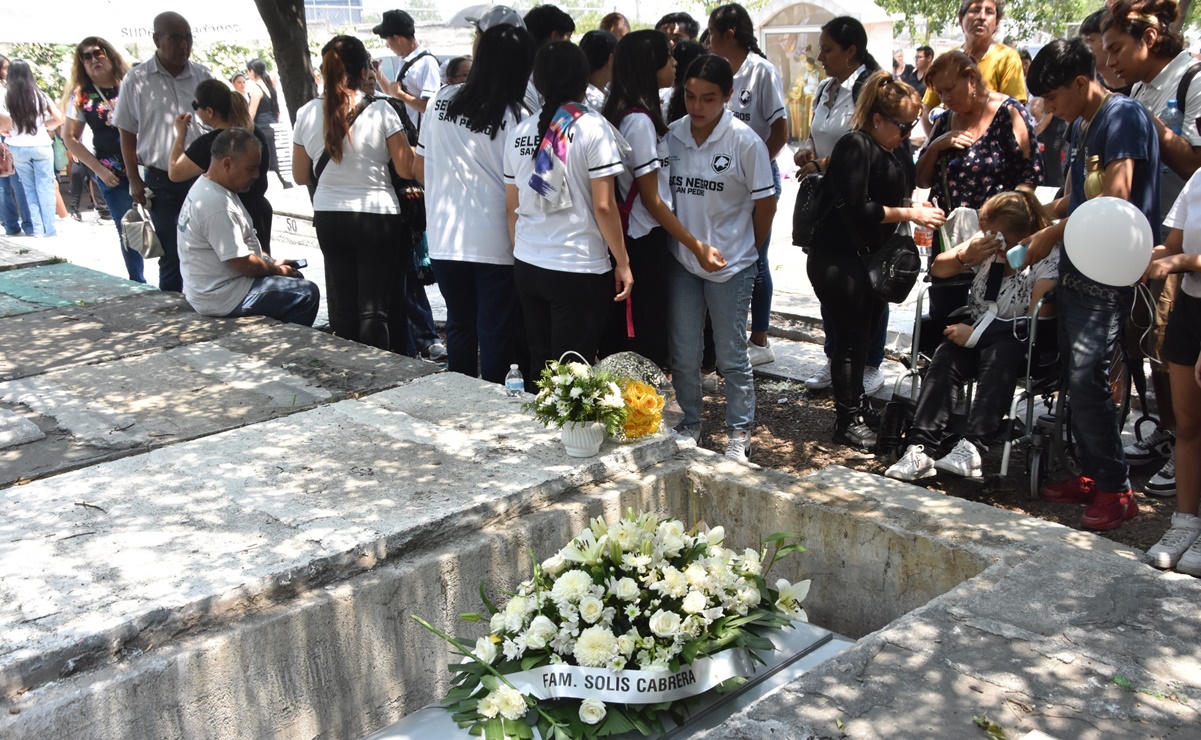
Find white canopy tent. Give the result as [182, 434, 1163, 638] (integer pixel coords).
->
[0, 3, 270, 45]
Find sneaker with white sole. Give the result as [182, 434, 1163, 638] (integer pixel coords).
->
[1146, 512, 1201, 569]
[671, 424, 701, 445]
[804, 362, 832, 391]
[747, 340, 775, 366]
[425, 342, 448, 361]
[885, 444, 937, 481]
[1176, 535, 1201, 576]
[701, 372, 719, 394]
[725, 430, 752, 462]
[934, 438, 984, 478]
[1123, 428, 1174, 467]
[1144, 454, 1176, 497]
[863, 365, 886, 396]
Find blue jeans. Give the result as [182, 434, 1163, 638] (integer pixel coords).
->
[822, 303, 888, 367]
[94, 174, 145, 283]
[404, 273, 440, 356]
[669, 260, 756, 432]
[750, 161, 783, 333]
[1058, 279, 1131, 493]
[431, 258, 520, 384]
[144, 168, 193, 292]
[0, 170, 34, 235]
[225, 275, 320, 326]
[9, 145, 57, 237]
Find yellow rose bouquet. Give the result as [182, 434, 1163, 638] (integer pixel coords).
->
[619, 380, 665, 441]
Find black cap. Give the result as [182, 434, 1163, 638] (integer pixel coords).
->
[373, 9, 416, 38]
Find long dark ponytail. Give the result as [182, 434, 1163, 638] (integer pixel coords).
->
[709, 4, 765, 57]
[446, 24, 535, 139]
[603, 30, 670, 136]
[532, 41, 590, 159]
[820, 16, 880, 74]
[247, 58, 280, 118]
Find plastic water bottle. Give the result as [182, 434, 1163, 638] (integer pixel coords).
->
[505, 364, 524, 397]
[1164, 98, 1184, 135]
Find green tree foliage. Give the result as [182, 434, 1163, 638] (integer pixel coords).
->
[878, 0, 1093, 42]
[8, 43, 74, 102]
[193, 41, 277, 84]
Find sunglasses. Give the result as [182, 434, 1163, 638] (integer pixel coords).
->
[881, 114, 919, 135]
[81, 48, 107, 62]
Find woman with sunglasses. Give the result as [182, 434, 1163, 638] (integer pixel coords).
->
[915, 51, 1042, 327]
[168, 79, 274, 253]
[808, 72, 945, 450]
[60, 38, 141, 280]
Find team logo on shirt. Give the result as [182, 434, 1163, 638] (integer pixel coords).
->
[738, 89, 752, 106]
[711, 154, 732, 174]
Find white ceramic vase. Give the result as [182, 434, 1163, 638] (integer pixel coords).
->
[560, 421, 605, 457]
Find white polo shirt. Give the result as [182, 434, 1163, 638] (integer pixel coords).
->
[292, 94, 404, 214]
[586, 84, 607, 111]
[1131, 50, 1201, 218]
[397, 46, 441, 129]
[808, 66, 866, 159]
[178, 176, 265, 317]
[1163, 168, 1201, 299]
[727, 53, 786, 144]
[418, 84, 526, 265]
[668, 110, 773, 282]
[503, 109, 624, 274]
[617, 110, 671, 240]
[112, 55, 214, 171]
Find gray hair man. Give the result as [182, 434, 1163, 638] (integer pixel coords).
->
[178, 129, 319, 326]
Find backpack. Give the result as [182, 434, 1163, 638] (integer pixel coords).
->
[395, 50, 436, 131]
[0, 140, 13, 178]
[790, 172, 829, 249]
[1176, 61, 1201, 136]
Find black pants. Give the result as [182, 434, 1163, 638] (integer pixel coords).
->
[514, 259, 612, 376]
[907, 338, 1026, 452]
[806, 245, 885, 427]
[144, 168, 192, 293]
[600, 226, 672, 369]
[242, 193, 273, 255]
[314, 210, 407, 351]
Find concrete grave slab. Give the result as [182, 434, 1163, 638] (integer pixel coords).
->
[0, 292, 256, 380]
[0, 408, 44, 448]
[0, 373, 678, 698]
[0, 262, 155, 309]
[0, 325, 438, 485]
[0, 241, 55, 272]
[0, 292, 42, 318]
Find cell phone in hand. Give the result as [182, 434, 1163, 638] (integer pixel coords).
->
[292, 259, 308, 269]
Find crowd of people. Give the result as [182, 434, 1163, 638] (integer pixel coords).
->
[3, 1, 1201, 575]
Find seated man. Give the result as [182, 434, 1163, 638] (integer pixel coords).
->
[887, 190, 1058, 481]
[178, 128, 318, 326]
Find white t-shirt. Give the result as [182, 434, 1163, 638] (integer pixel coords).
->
[503, 109, 624, 274]
[418, 84, 525, 265]
[178, 176, 265, 316]
[292, 94, 403, 214]
[523, 77, 542, 117]
[1163, 168, 1201, 298]
[617, 111, 671, 240]
[586, 84, 607, 111]
[398, 46, 441, 129]
[727, 53, 786, 144]
[0, 89, 52, 147]
[1132, 50, 1201, 220]
[667, 110, 773, 282]
[808, 66, 866, 159]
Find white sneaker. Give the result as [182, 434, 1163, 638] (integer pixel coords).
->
[701, 371, 719, 394]
[1177, 535, 1201, 577]
[1123, 428, 1174, 466]
[804, 362, 832, 391]
[725, 430, 752, 462]
[425, 342, 448, 361]
[1144, 455, 1176, 497]
[885, 444, 937, 481]
[934, 439, 984, 478]
[863, 366, 886, 396]
[1146, 512, 1201, 570]
[671, 424, 701, 446]
[747, 340, 775, 366]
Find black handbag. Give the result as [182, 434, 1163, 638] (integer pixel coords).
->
[791, 172, 829, 249]
[862, 231, 921, 303]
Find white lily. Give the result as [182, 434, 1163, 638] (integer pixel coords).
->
[775, 578, 810, 621]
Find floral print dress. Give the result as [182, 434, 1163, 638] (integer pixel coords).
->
[924, 97, 1044, 213]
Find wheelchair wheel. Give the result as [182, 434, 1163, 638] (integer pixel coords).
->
[1050, 391, 1082, 482]
[1027, 444, 1044, 499]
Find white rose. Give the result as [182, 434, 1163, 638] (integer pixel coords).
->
[616, 633, 636, 657]
[658, 520, 685, 539]
[579, 698, 607, 725]
[489, 612, 506, 633]
[542, 552, 568, 576]
[578, 596, 605, 624]
[706, 526, 725, 546]
[474, 636, 498, 664]
[648, 609, 682, 638]
[684, 562, 709, 588]
[525, 615, 557, 650]
[612, 577, 640, 602]
[682, 590, 708, 614]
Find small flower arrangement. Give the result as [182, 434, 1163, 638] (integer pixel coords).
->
[525, 356, 627, 436]
[619, 380, 665, 441]
[413, 509, 810, 739]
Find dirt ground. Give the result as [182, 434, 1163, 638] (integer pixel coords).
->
[697, 376, 1172, 552]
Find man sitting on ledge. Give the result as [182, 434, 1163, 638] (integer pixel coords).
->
[178, 128, 319, 326]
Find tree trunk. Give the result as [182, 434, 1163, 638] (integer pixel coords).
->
[253, 0, 316, 126]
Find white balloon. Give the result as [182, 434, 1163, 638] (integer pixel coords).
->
[1063, 197, 1154, 287]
